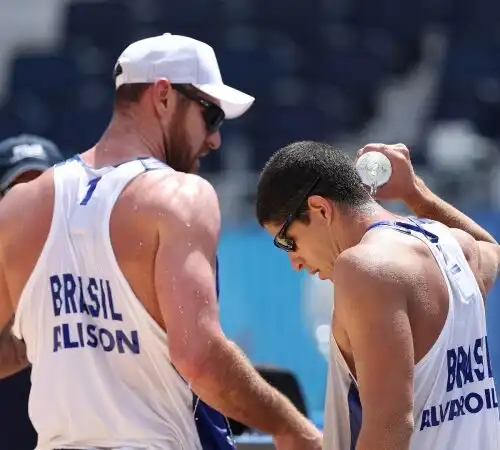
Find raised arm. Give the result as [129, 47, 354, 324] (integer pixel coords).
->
[357, 143, 500, 296]
[405, 179, 500, 296]
[154, 173, 321, 448]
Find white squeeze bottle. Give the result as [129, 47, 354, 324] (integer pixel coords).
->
[355, 151, 392, 197]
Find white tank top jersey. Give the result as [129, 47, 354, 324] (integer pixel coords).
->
[11, 157, 206, 450]
[323, 218, 500, 450]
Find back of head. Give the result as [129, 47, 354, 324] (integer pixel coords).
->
[105, 33, 255, 173]
[256, 141, 372, 225]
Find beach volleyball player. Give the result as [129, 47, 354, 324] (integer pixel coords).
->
[256, 141, 500, 450]
[0, 34, 321, 450]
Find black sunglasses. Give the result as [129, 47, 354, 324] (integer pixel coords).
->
[171, 84, 225, 132]
[273, 175, 322, 252]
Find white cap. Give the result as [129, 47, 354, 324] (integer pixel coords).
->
[114, 33, 255, 119]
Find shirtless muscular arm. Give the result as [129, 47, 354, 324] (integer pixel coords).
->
[154, 173, 321, 449]
[334, 249, 415, 450]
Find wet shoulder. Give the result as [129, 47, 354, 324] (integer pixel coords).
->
[124, 170, 220, 234]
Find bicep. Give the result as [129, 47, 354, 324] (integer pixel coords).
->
[335, 260, 414, 429]
[155, 238, 221, 341]
[154, 177, 223, 372]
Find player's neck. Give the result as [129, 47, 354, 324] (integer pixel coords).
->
[89, 112, 165, 167]
[334, 202, 397, 252]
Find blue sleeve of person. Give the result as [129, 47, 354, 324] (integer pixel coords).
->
[193, 255, 236, 449]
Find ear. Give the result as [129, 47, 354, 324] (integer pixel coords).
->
[152, 79, 172, 114]
[307, 195, 333, 223]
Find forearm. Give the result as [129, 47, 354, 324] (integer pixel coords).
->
[406, 177, 498, 244]
[0, 316, 29, 379]
[187, 337, 315, 437]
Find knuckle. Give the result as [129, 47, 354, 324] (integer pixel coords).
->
[362, 143, 384, 152]
[395, 142, 410, 153]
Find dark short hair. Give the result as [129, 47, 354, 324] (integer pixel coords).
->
[112, 82, 193, 111]
[111, 63, 151, 109]
[113, 83, 151, 109]
[256, 141, 372, 225]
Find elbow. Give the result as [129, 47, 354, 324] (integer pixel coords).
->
[170, 346, 207, 382]
[384, 413, 414, 442]
[360, 413, 414, 449]
[169, 335, 220, 383]
[395, 418, 414, 448]
[397, 415, 414, 443]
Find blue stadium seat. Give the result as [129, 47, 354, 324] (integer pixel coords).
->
[250, 104, 330, 169]
[0, 103, 23, 140]
[350, 0, 422, 41]
[50, 106, 111, 154]
[134, 0, 225, 48]
[11, 94, 54, 136]
[216, 49, 283, 105]
[422, 0, 455, 26]
[306, 47, 386, 96]
[249, 0, 322, 26]
[63, 0, 134, 59]
[433, 42, 500, 123]
[448, 0, 500, 40]
[9, 53, 81, 101]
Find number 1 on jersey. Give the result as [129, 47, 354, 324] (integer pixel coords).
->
[80, 177, 102, 205]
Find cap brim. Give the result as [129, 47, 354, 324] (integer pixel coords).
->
[194, 83, 255, 119]
[0, 162, 49, 192]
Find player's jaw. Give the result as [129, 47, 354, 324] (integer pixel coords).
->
[173, 109, 220, 173]
[190, 147, 212, 173]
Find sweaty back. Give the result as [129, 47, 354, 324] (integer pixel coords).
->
[323, 219, 500, 450]
[11, 156, 203, 450]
